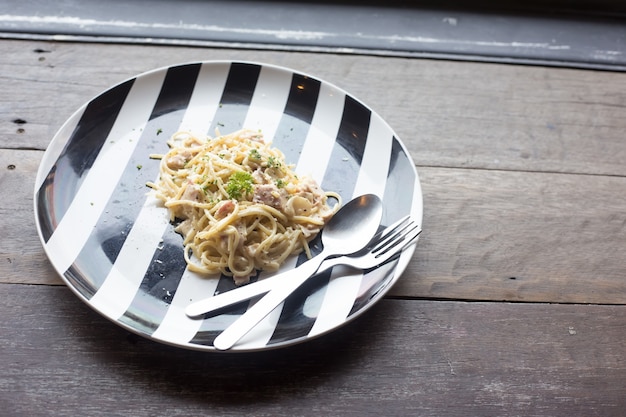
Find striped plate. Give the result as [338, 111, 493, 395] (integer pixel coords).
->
[34, 61, 422, 352]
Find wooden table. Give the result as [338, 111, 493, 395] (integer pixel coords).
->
[2, 37, 626, 416]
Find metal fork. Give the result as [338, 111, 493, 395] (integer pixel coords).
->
[185, 215, 421, 319]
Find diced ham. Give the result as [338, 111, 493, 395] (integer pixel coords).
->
[252, 184, 286, 210]
[215, 200, 236, 220]
[174, 219, 193, 239]
[166, 150, 193, 170]
[180, 183, 201, 202]
[244, 243, 260, 258]
[298, 177, 325, 206]
[233, 275, 252, 286]
[251, 169, 265, 184]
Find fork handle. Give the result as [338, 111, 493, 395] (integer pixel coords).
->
[212, 254, 330, 350]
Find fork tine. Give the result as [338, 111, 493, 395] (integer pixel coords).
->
[372, 217, 416, 254]
[397, 225, 422, 252]
[372, 226, 422, 266]
[370, 215, 410, 245]
[364, 216, 410, 254]
[374, 221, 420, 257]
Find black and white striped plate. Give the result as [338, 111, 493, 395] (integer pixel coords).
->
[34, 61, 422, 352]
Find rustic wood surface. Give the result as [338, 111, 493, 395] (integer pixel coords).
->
[2, 283, 626, 417]
[1, 38, 625, 415]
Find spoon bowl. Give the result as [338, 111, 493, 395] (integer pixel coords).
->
[319, 194, 384, 256]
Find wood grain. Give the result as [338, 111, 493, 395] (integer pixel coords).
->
[1, 283, 625, 417]
[0, 149, 57, 285]
[391, 166, 626, 304]
[2, 39, 626, 176]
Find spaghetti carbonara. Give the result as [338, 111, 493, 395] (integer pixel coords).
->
[148, 128, 340, 285]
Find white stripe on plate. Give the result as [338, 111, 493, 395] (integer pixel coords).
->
[351, 113, 393, 198]
[231, 82, 346, 346]
[43, 70, 166, 274]
[151, 65, 238, 343]
[308, 266, 363, 337]
[310, 113, 394, 336]
[151, 269, 220, 345]
[295, 83, 345, 182]
[410, 161, 424, 223]
[243, 65, 292, 141]
[230, 304, 284, 350]
[391, 171, 423, 275]
[35, 106, 85, 190]
[89, 195, 170, 319]
[177, 62, 231, 137]
[195, 253, 299, 350]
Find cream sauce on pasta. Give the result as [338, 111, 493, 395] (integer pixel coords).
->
[147, 128, 340, 285]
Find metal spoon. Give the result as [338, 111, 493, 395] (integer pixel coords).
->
[211, 193, 383, 351]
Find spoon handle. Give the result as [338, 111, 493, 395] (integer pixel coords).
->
[212, 253, 327, 350]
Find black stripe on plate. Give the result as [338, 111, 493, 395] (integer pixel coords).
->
[117, 222, 187, 335]
[266, 95, 372, 344]
[208, 62, 261, 135]
[36, 78, 135, 243]
[381, 137, 416, 226]
[150, 64, 203, 119]
[240, 72, 323, 283]
[205, 62, 263, 295]
[188, 74, 331, 347]
[265, 270, 332, 346]
[347, 137, 417, 316]
[187, 298, 254, 347]
[188, 327, 219, 347]
[64, 64, 202, 300]
[271, 72, 321, 163]
[348, 261, 398, 317]
[319, 94, 371, 203]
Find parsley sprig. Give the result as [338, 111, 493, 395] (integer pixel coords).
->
[226, 171, 253, 200]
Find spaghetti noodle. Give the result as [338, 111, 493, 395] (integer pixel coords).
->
[148, 128, 340, 285]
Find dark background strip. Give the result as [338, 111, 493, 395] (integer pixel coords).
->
[1, 0, 625, 71]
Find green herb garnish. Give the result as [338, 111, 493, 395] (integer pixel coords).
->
[226, 172, 253, 199]
[249, 149, 262, 160]
[267, 156, 281, 168]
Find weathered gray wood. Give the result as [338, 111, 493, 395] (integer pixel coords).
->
[0, 149, 56, 284]
[391, 166, 626, 304]
[2, 39, 626, 176]
[1, 283, 625, 417]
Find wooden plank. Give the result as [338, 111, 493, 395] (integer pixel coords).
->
[0, 149, 58, 284]
[1, 39, 626, 176]
[390, 166, 626, 304]
[1, 283, 625, 416]
[3, 149, 626, 304]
